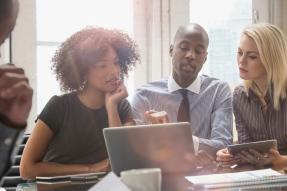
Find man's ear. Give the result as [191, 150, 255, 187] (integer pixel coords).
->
[169, 44, 173, 56]
[203, 52, 208, 63]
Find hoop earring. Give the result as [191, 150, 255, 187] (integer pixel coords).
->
[80, 80, 87, 91]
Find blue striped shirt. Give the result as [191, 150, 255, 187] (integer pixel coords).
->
[131, 75, 233, 150]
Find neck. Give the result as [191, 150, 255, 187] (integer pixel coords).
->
[78, 86, 105, 109]
[173, 74, 196, 88]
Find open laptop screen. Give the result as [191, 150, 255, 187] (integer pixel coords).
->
[103, 122, 195, 176]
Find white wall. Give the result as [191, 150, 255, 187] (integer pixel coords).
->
[253, 0, 285, 31]
[252, 0, 270, 23]
[0, 41, 10, 64]
[12, 0, 37, 132]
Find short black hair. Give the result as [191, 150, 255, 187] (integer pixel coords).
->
[52, 27, 140, 92]
[174, 23, 209, 46]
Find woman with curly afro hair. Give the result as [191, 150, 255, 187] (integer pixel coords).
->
[20, 27, 140, 179]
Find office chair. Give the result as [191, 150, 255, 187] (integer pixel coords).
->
[0, 134, 30, 191]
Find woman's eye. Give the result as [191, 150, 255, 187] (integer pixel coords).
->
[249, 56, 257, 59]
[237, 51, 243, 56]
[93, 63, 107, 68]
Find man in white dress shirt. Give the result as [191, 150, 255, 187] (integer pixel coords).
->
[132, 23, 232, 162]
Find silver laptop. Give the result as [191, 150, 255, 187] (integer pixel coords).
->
[103, 122, 195, 176]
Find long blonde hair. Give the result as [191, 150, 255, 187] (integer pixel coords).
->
[242, 23, 287, 110]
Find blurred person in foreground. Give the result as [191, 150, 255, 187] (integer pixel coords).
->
[0, 0, 33, 178]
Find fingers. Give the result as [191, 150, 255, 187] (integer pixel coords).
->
[0, 81, 33, 99]
[237, 150, 257, 164]
[269, 148, 280, 157]
[0, 65, 32, 124]
[0, 72, 29, 91]
[0, 64, 30, 100]
[111, 81, 127, 95]
[0, 64, 25, 75]
[216, 148, 235, 163]
[144, 110, 169, 124]
[248, 149, 264, 160]
[105, 82, 128, 105]
[249, 149, 273, 166]
[150, 111, 169, 123]
[236, 149, 267, 166]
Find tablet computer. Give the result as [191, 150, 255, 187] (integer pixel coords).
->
[227, 139, 277, 155]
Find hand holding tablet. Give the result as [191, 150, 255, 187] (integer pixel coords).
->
[227, 140, 278, 167]
[227, 140, 277, 155]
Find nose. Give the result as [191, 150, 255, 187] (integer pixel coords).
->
[185, 49, 195, 60]
[238, 54, 246, 65]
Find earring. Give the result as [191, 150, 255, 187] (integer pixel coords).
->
[80, 79, 87, 90]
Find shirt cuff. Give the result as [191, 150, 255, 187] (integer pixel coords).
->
[193, 135, 199, 154]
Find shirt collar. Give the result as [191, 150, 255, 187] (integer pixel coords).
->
[168, 75, 201, 94]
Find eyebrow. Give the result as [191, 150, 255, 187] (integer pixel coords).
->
[237, 48, 259, 54]
[245, 51, 259, 54]
[178, 41, 189, 45]
[97, 56, 119, 62]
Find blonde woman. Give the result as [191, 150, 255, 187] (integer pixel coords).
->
[217, 23, 287, 168]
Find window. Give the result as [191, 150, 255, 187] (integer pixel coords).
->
[190, 0, 252, 88]
[36, 0, 133, 113]
[0, 40, 10, 64]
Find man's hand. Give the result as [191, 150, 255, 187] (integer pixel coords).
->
[216, 148, 241, 165]
[0, 64, 33, 128]
[144, 110, 169, 124]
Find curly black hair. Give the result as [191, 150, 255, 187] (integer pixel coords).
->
[52, 27, 140, 92]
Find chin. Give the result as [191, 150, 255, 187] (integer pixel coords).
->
[105, 86, 118, 93]
[239, 74, 250, 80]
[182, 73, 196, 81]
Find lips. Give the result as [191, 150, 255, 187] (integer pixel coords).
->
[181, 63, 195, 72]
[106, 78, 120, 88]
[239, 68, 248, 73]
[106, 77, 120, 83]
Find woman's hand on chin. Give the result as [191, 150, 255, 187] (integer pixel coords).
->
[105, 81, 128, 107]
